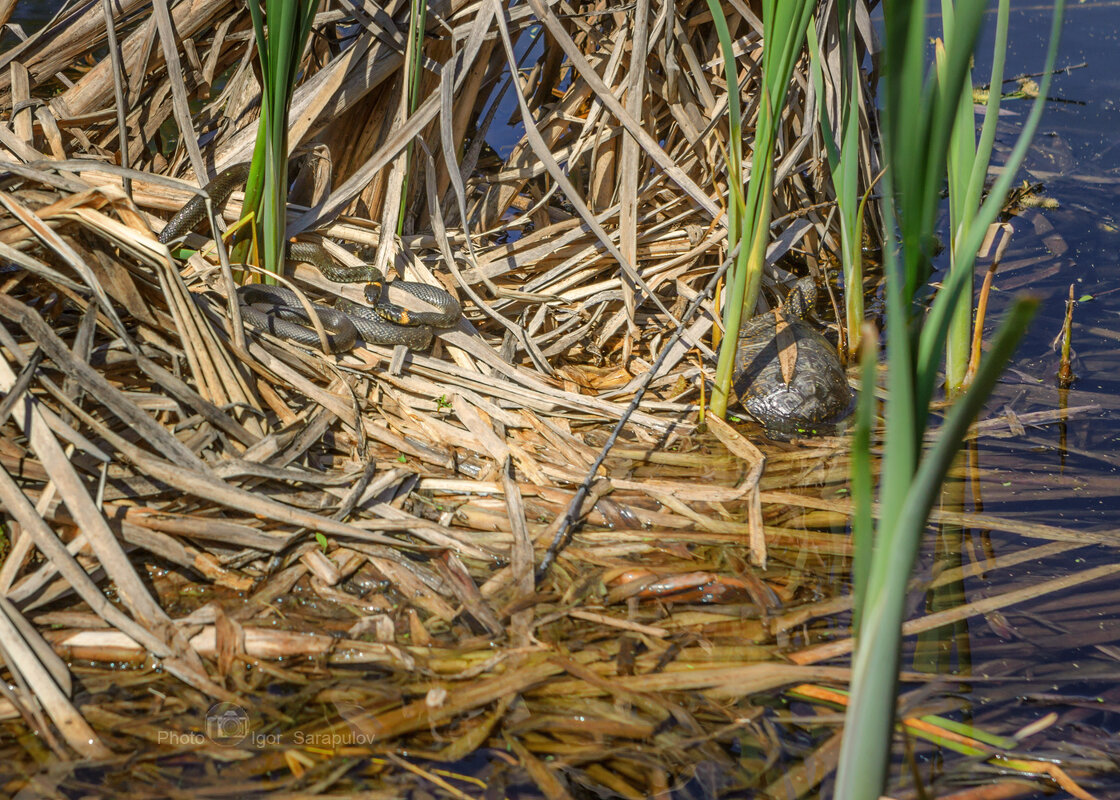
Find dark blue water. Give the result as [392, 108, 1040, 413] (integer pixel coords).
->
[951, 2, 1120, 528]
[978, 2, 1120, 381]
[3, 0, 66, 38]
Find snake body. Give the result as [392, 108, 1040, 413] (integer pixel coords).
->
[159, 163, 461, 351]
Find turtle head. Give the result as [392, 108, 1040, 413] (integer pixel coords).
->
[784, 276, 818, 319]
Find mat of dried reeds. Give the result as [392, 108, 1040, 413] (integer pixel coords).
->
[0, 0, 1112, 796]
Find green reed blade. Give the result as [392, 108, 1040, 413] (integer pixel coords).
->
[807, 2, 864, 357]
[944, 0, 1012, 392]
[920, 0, 1065, 409]
[708, 0, 814, 418]
[245, 0, 318, 280]
[839, 297, 1039, 799]
[837, 0, 1063, 795]
[850, 323, 876, 625]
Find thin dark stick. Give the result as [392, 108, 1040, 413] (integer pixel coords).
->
[0, 348, 43, 424]
[535, 245, 739, 582]
[101, 0, 131, 196]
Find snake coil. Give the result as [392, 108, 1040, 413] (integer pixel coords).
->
[158, 163, 461, 352]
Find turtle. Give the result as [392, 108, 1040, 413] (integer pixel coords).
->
[731, 276, 853, 438]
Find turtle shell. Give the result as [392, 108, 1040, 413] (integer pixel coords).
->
[732, 297, 852, 437]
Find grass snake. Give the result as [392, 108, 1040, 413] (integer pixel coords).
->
[158, 163, 461, 352]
